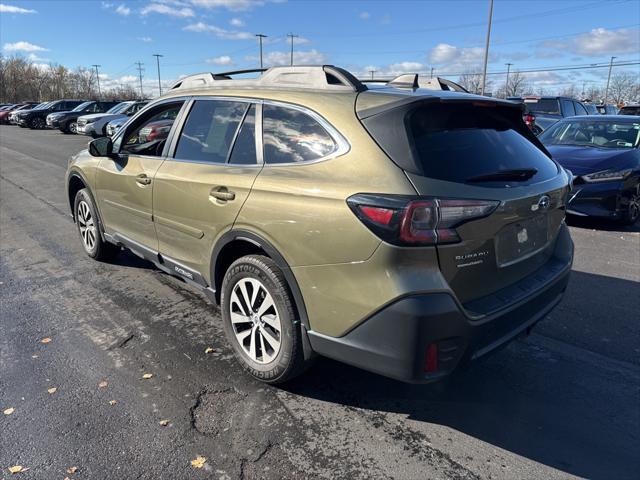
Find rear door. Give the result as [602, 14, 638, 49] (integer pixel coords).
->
[152, 97, 261, 277]
[361, 100, 569, 305]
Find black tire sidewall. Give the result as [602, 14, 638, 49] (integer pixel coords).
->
[221, 256, 298, 383]
[73, 189, 100, 258]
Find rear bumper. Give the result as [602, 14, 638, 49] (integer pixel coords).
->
[567, 181, 627, 219]
[308, 226, 573, 383]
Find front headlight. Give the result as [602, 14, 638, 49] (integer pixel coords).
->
[583, 168, 633, 183]
[84, 118, 96, 124]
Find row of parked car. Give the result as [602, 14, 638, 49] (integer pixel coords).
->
[507, 96, 639, 135]
[0, 99, 149, 138]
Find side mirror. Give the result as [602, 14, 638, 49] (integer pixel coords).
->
[88, 137, 113, 157]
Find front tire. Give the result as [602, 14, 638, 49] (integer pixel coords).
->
[221, 255, 309, 384]
[620, 184, 640, 225]
[74, 189, 119, 261]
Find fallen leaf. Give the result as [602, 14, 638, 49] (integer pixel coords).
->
[142, 373, 153, 379]
[40, 337, 52, 344]
[204, 347, 214, 354]
[108, 400, 117, 406]
[8, 465, 28, 473]
[190, 456, 206, 469]
[47, 387, 57, 394]
[3, 408, 15, 415]
[66, 466, 78, 474]
[98, 381, 108, 389]
[159, 419, 169, 426]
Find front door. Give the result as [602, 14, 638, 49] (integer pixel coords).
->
[153, 99, 261, 276]
[95, 100, 186, 250]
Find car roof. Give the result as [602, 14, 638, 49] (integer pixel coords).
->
[559, 115, 639, 122]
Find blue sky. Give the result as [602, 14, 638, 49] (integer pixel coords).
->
[1, 0, 639, 96]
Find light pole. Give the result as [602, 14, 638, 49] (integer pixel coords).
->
[604, 56, 617, 105]
[92, 64, 101, 98]
[430, 67, 434, 79]
[256, 34, 267, 69]
[369, 69, 376, 80]
[480, 0, 494, 96]
[504, 63, 512, 97]
[135, 61, 144, 98]
[287, 33, 298, 66]
[153, 54, 163, 96]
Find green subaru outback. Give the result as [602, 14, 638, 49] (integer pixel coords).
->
[66, 66, 573, 384]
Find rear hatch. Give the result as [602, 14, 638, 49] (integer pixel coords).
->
[357, 93, 570, 307]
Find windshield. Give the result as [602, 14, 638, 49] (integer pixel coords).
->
[540, 120, 640, 149]
[524, 98, 560, 115]
[72, 101, 93, 112]
[34, 102, 51, 110]
[107, 102, 132, 114]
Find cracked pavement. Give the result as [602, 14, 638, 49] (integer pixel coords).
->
[0, 126, 639, 479]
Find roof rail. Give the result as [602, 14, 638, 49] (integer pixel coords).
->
[419, 77, 468, 93]
[170, 65, 366, 92]
[361, 74, 468, 93]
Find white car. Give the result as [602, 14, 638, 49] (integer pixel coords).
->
[77, 101, 148, 137]
[106, 117, 128, 137]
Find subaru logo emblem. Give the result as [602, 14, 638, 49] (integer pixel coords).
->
[532, 195, 551, 211]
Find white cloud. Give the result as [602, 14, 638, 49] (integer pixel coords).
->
[190, 0, 264, 11]
[141, 2, 195, 17]
[206, 55, 234, 65]
[183, 22, 253, 40]
[27, 53, 48, 62]
[359, 11, 370, 20]
[541, 27, 640, 56]
[115, 4, 131, 15]
[3, 41, 49, 52]
[263, 49, 327, 66]
[138, 36, 153, 42]
[429, 43, 460, 64]
[386, 62, 424, 75]
[428, 43, 491, 75]
[120, 75, 138, 83]
[0, 3, 37, 13]
[230, 17, 244, 27]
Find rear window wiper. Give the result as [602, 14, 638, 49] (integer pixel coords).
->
[466, 168, 538, 183]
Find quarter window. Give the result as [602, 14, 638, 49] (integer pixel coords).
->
[174, 100, 247, 164]
[262, 105, 337, 164]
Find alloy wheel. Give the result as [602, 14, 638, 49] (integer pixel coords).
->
[31, 117, 45, 129]
[77, 200, 97, 251]
[229, 278, 282, 364]
[69, 122, 77, 134]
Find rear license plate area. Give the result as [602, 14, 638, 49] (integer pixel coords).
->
[495, 214, 549, 267]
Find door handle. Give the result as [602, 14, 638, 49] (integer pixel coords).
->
[209, 187, 235, 201]
[136, 174, 152, 186]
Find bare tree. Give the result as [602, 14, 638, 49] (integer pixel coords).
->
[457, 67, 490, 95]
[608, 72, 640, 105]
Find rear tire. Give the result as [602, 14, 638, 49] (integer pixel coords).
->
[74, 189, 119, 261]
[221, 255, 310, 384]
[29, 116, 45, 129]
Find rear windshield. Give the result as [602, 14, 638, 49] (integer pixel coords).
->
[620, 106, 640, 115]
[361, 101, 558, 184]
[524, 98, 560, 115]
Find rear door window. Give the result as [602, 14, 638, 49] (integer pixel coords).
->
[524, 98, 560, 114]
[228, 105, 257, 165]
[574, 101, 588, 116]
[262, 104, 337, 164]
[174, 100, 247, 164]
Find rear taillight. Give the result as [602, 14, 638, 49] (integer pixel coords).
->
[348, 194, 498, 246]
[524, 113, 536, 129]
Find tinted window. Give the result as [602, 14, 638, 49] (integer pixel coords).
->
[407, 103, 558, 183]
[229, 105, 257, 165]
[574, 102, 588, 115]
[174, 100, 247, 163]
[262, 105, 337, 164]
[561, 99, 575, 116]
[524, 98, 560, 115]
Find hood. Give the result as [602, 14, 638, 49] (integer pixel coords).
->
[79, 112, 125, 122]
[545, 145, 637, 175]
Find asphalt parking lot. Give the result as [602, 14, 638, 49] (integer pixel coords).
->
[1, 125, 638, 480]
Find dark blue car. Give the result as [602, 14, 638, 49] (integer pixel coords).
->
[539, 116, 640, 225]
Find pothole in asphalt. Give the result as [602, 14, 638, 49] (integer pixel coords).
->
[191, 386, 248, 436]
